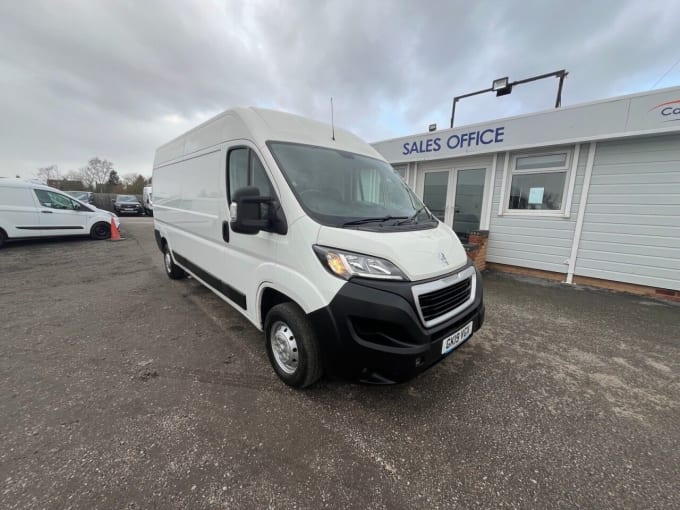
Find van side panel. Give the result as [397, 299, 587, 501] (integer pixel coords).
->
[154, 147, 224, 269]
[0, 186, 42, 237]
[155, 144, 280, 326]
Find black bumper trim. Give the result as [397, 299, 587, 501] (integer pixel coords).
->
[153, 229, 163, 252]
[308, 267, 484, 383]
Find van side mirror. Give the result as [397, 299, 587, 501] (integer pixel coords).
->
[230, 186, 273, 235]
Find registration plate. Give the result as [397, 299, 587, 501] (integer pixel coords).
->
[441, 321, 473, 354]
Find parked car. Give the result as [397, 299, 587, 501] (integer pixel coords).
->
[142, 186, 153, 216]
[153, 107, 484, 388]
[113, 195, 143, 215]
[0, 179, 119, 247]
[64, 190, 95, 204]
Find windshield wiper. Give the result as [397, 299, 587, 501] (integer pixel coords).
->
[342, 216, 408, 227]
[396, 206, 428, 225]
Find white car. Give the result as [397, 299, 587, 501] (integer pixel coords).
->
[0, 179, 120, 247]
[153, 108, 484, 388]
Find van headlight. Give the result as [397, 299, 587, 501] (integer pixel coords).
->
[313, 245, 406, 281]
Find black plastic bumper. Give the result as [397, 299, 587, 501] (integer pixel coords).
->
[308, 264, 484, 384]
[154, 229, 163, 252]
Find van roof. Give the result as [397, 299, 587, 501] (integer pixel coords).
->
[0, 178, 55, 190]
[154, 107, 383, 166]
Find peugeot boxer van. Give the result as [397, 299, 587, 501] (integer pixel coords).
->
[0, 179, 119, 247]
[153, 108, 484, 387]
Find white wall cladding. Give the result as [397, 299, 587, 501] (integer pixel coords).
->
[486, 145, 589, 273]
[575, 134, 680, 290]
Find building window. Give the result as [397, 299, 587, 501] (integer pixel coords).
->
[393, 165, 407, 180]
[506, 150, 571, 212]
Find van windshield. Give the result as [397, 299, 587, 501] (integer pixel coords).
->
[268, 142, 436, 229]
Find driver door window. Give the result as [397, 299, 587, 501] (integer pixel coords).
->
[227, 148, 273, 201]
[34, 190, 78, 210]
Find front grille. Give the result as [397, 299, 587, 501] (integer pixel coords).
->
[417, 277, 472, 323]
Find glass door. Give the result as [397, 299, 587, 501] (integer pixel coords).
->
[422, 171, 450, 222]
[451, 168, 485, 242]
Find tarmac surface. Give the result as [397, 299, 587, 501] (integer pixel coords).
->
[1, 217, 679, 509]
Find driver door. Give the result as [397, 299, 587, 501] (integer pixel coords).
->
[219, 145, 279, 316]
[33, 189, 89, 236]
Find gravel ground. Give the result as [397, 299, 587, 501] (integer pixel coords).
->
[1, 217, 679, 509]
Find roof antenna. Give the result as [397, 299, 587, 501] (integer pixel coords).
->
[330, 97, 335, 141]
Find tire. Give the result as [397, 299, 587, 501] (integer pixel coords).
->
[90, 222, 110, 240]
[163, 243, 186, 280]
[264, 302, 322, 388]
[0, 229, 7, 248]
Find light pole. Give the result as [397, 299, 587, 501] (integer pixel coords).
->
[450, 69, 568, 128]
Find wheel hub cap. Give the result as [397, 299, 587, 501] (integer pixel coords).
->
[270, 321, 298, 374]
[164, 252, 172, 272]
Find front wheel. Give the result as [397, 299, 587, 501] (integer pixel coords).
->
[90, 222, 110, 240]
[0, 229, 7, 248]
[163, 243, 186, 280]
[265, 303, 322, 388]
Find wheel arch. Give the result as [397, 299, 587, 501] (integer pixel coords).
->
[257, 280, 329, 330]
[256, 266, 342, 329]
[260, 287, 294, 329]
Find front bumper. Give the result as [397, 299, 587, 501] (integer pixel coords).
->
[308, 263, 485, 384]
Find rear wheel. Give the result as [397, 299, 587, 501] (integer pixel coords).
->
[163, 243, 186, 280]
[0, 229, 7, 248]
[265, 302, 322, 388]
[90, 222, 110, 240]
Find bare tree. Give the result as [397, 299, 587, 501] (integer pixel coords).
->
[66, 169, 84, 181]
[121, 173, 137, 187]
[36, 165, 60, 183]
[82, 157, 114, 191]
[79, 166, 96, 190]
[126, 174, 147, 195]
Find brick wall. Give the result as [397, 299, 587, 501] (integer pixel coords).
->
[465, 230, 489, 271]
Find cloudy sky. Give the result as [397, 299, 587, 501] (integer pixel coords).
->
[1, 0, 679, 179]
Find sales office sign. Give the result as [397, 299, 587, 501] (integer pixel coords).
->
[649, 99, 680, 122]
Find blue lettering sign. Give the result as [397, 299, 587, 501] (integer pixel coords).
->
[447, 134, 460, 149]
[403, 126, 505, 155]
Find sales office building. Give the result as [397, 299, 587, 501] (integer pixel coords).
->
[372, 86, 680, 296]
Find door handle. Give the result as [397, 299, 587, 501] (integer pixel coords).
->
[41, 210, 53, 214]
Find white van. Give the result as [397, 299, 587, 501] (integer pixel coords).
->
[142, 185, 153, 216]
[153, 108, 484, 387]
[0, 179, 120, 247]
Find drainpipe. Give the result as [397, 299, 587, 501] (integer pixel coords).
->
[566, 142, 596, 284]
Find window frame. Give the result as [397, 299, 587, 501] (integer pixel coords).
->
[226, 146, 274, 203]
[502, 148, 574, 217]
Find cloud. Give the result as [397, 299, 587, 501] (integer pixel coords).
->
[0, 0, 679, 178]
